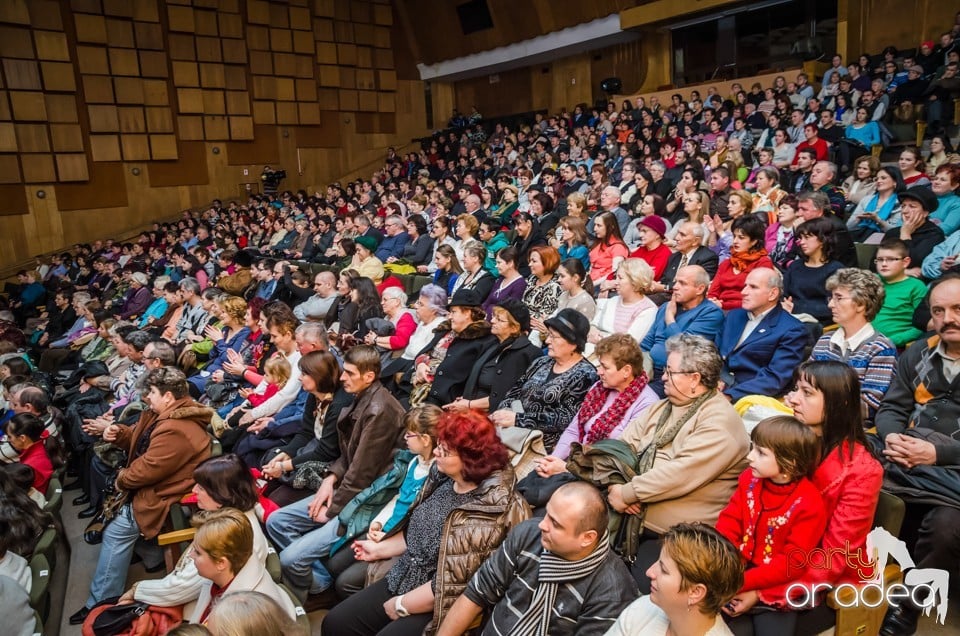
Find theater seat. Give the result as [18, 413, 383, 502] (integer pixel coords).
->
[818, 491, 907, 636]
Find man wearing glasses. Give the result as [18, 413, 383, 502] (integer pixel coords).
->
[375, 214, 412, 262]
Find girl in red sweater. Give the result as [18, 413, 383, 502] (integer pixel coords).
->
[5, 412, 62, 496]
[238, 355, 290, 408]
[716, 415, 827, 633]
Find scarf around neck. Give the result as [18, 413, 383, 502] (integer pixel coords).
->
[511, 532, 612, 636]
[729, 247, 768, 272]
[578, 374, 649, 446]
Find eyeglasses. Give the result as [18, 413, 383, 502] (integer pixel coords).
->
[874, 257, 904, 264]
[663, 368, 695, 380]
[435, 444, 456, 457]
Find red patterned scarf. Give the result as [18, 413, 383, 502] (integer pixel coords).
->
[577, 373, 649, 445]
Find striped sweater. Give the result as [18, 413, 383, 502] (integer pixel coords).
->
[810, 330, 898, 423]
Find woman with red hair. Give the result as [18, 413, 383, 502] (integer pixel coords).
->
[322, 410, 530, 636]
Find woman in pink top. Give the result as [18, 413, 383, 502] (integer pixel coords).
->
[588, 211, 629, 287]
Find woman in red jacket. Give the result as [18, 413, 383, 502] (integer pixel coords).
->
[772, 361, 883, 631]
[4, 413, 62, 496]
[707, 215, 773, 310]
[628, 216, 672, 282]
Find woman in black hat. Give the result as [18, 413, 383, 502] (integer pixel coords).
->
[489, 308, 599, 450]
[446, 299, 543, 414]
[407, 288, 496, 408]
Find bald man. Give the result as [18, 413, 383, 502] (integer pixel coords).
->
[437, 482, 637, 636]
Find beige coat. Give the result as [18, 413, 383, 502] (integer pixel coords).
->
[619, 392, 749, 534]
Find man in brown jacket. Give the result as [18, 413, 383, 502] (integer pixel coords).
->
[217, 248, 254, 296]
[70, 367, 212, 625]
[266, 345, 405, 605]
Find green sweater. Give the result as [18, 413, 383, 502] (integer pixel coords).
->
[872, 276, 927, 346]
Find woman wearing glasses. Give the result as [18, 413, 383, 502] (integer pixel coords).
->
[809, 268, 896, 424]
[605, 333, 750, 592]
[321, 410, 529, 636]
[489, 308, 599, 451]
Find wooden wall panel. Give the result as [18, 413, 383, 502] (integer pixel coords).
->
[50, 124, 84, 151]
[34, 31, 70, 61]
[147, 140, 208, 186]
[0, 0, 426, 272]
[41, 62, 77, 91]
[121, 134, 150, 160]
[15, 124, 50, 152]
[0, 156, 22, 183]
[55, 153, 89, 181]
[10, 92, 48, 121]
[89, 134, 121, 161]
[56, 162, 128, 210]
[21, 154, 56, 182]
[0, 122, 17, 151]
[3, 60, 42, 90]
[45, 94, 78, 122]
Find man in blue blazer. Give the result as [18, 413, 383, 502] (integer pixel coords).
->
[716, 267, 808, 402]
[642, 265, 725, 397]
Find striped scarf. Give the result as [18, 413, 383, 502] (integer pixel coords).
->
[511, 532, 611, 636]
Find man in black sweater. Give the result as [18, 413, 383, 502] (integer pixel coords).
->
[876, 274, 960, 636]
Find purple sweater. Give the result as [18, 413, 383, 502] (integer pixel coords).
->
[482, 276, 527, 318]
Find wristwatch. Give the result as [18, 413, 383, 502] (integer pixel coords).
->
[395, 595, 410, 617]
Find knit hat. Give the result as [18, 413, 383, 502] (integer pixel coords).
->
[638, 215, 667, 238]
[131, 272, 149, 286]
[355, 235, 378, 253]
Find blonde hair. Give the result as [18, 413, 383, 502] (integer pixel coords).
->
[618, 258, 654, 295]
[207, 591, 306, 636]
[661, 523, 744, 615]
[566, 192, 587, 216]
[691, 191, 711, 223]
[456, 213, 479, 236]
[728, 190, 754, 215]
[193, 508, 254, 575]
[218, 296, 248, 324]
[264, 356, 292, 386]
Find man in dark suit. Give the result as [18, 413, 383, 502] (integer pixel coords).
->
[649, 221, 719, 305]
[716, 267, 807, 402]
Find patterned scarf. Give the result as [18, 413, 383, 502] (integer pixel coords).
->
[577, 374, 649, 446]
[628, 389, 717, 537]
[511, 532, 611, 636]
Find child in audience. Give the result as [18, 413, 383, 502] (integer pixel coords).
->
[872, 239, 927, 347]
[325, 405, 440, 597]
[238, 356, 291, 408]
[716, 415, 827, 633]
[3, 464, 46, 509]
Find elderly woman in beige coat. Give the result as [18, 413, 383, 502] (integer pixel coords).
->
[606, 333, 749, 592]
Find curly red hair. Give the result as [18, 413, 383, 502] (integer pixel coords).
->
[437, 410, 509, 484]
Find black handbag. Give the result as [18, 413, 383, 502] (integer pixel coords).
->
[91, 601, 148, 636]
